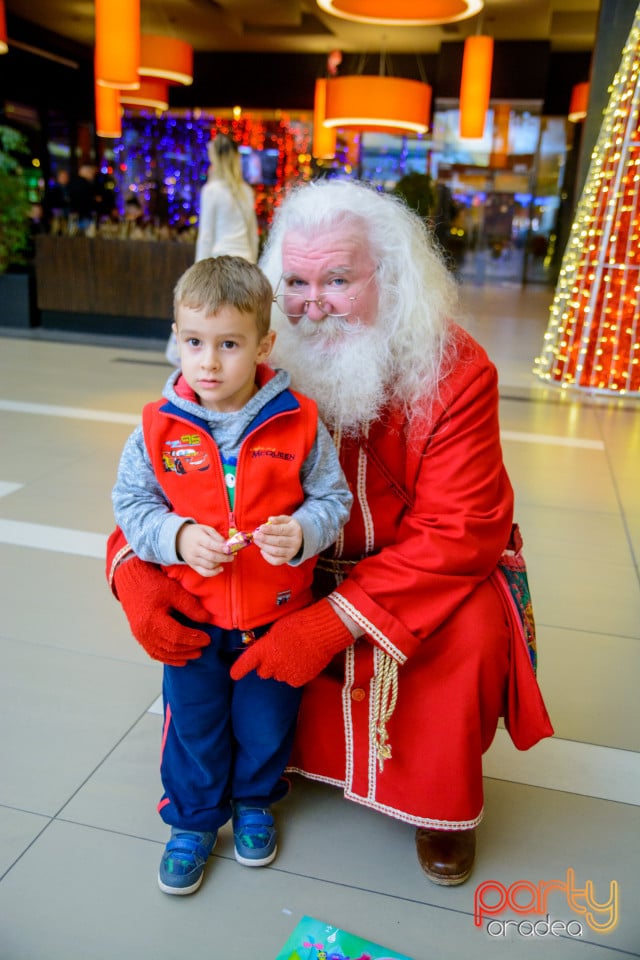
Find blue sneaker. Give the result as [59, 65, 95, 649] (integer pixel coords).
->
[158, 828, 217, 895]
[232, 802, 277, 867]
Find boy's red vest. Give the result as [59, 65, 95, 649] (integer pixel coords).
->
[142, 388, 318, 630]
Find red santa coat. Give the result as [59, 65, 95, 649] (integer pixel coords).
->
[287, 325, 553, 828]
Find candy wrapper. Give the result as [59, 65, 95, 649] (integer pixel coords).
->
[224, 530, 254, 554]
[224, 520, 271, 555]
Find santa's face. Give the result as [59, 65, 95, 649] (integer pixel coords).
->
[272, 222, 392, 434]
[279, 222, 379, 332]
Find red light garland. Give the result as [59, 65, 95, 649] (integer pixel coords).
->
[534, 9, 640, 395]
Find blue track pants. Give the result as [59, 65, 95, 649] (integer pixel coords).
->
[158, 625, 302, 832]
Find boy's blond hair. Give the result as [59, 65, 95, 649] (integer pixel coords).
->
[174, 256, 273, 339]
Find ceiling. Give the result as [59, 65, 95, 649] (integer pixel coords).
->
[6, 0, 600, 56]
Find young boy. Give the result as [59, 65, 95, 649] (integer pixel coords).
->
[112, 256, 352, 896]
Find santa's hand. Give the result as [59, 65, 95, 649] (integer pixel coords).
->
[230, 599, 353, 686]
[114, 556, 211, 667]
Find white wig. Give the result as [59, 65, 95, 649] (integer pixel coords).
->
[260, 178, 459, 415]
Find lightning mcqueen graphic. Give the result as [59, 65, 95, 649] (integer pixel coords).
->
[162, 438, 210, 474]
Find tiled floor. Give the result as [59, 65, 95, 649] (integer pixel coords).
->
[0, 281, 638, 959]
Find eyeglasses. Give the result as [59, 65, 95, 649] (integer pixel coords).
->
[273, 273, 377, 319]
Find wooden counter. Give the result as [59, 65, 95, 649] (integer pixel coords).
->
[34, 235, 196, 337]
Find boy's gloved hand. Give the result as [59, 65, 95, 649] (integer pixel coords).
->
[114, 557, 211, 667]
[230, 599, 354, 687]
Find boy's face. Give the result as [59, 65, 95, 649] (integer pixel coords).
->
[174, 304, 275, 412]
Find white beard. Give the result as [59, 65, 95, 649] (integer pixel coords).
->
[272, 315, 395, 434]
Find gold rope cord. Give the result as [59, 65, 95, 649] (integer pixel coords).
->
[371, 652, 399, 771]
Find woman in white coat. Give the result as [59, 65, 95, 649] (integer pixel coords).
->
[195, 134, 259, 264]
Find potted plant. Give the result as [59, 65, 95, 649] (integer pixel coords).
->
[0, 124, 37, 327]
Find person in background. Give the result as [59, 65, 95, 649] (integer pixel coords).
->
[123, 192, 147, 238]
[195, 134, 259, 264]
[111, 255, 352, 896]
[93, 169, 117, 224]
[148, 177, 170, 228]
[43, 168, 71, 230]
[68, 162, 97, 232]
[108, 179, 552, 888]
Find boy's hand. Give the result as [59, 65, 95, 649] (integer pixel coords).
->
[252, 515, 303, 566]
[177, 523, 234, 577]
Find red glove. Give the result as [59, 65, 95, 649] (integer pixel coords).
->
[230, 599, 353, 687]
[114, 556, 211, 667]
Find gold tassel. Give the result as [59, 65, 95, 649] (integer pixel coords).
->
[370, 652, 398, 771]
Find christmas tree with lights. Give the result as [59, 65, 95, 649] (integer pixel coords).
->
[534, 4, 640, 395]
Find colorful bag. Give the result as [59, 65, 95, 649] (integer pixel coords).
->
[497, 523, 537, 673]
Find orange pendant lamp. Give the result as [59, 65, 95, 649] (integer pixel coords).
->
[313, 79, 337, 159]
[121, 78, 170, 111]
[95, 0, 140, 89]
[459, 34, 494, 138]
[316, 0, 483, 25]
[490, 102, 511, 168]
[0, 0, 8, 54]
[324, 75, 432, 134]
[95, 83, 122, 138]
[568, 82, 589, 122]
[139, 35, 193, 86]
